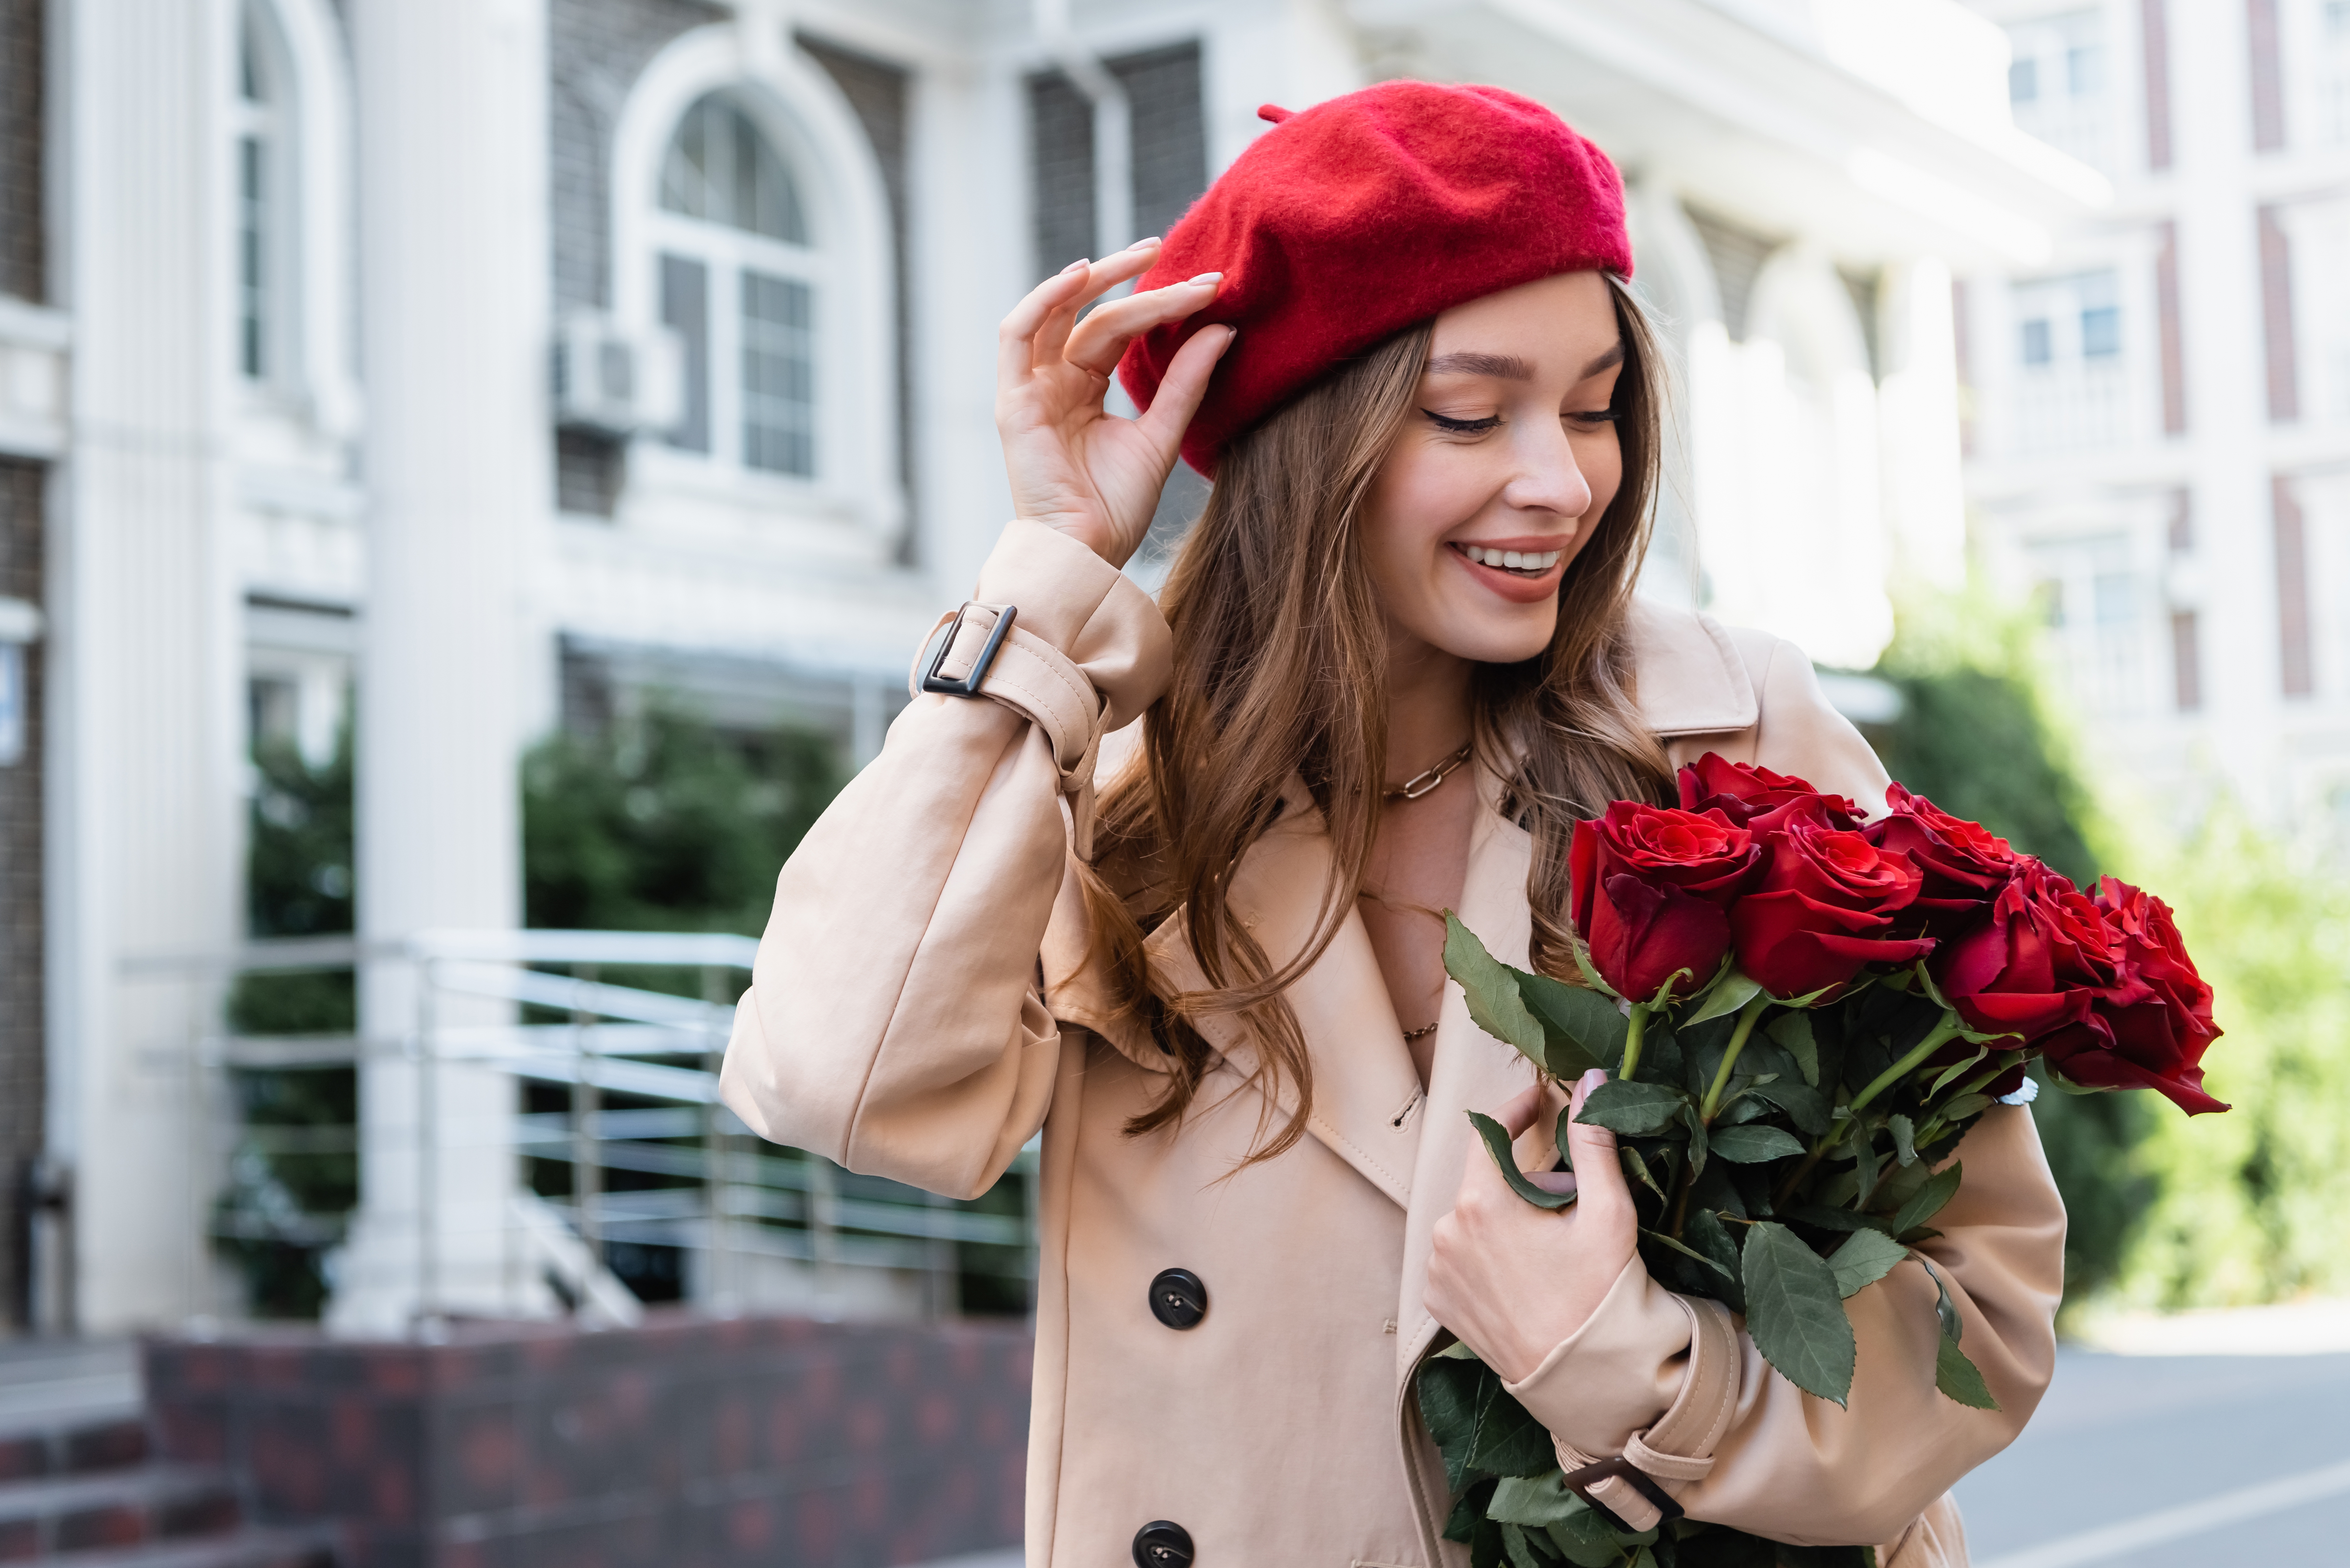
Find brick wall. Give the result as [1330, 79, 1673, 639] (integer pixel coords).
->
[148, 1313, 1032, 1568]
[0, 458, 43, 1329]
[0, 0, 43, 301]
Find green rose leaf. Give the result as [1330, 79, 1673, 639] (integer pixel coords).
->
[1740, 1220, 1857, 1406]
[1499, 1521, 1546, 1568]
[1643, 1226, 1737, 1286]
[1544, 1497, 1633, 1568]
[1708, 1124, 1806, 1164]
[1744, 1077, 1831, 1136]
[1826, 1228, 1910, 1299]
[1890, 1162, 1964, 1239]
[1887, 1114, 1918, 1168]
[1684, 1208, 1749, 1314]
[1468, 1111, 1578, 1212]
[1935, 1332, 2001, 1411]
[1767, 1011, 1821, 1086]
[1517, 968, 1623, 1078]
[1684, 967, 1765, 1028]
[1469, 1380, 1556, 1479]
[1489, 1471, 1582, 1528]
[1445, 914, 1548, 1067]
[1781, 1204, 1898, 1235]
[1575, 1080, 1689, 1137]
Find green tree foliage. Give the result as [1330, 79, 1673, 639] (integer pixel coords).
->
[2113, 808, 2350, 1307]
[218, 726, 360, 1317]
[1865, 595, 2155, 1306]
[522, 704, 842, 935]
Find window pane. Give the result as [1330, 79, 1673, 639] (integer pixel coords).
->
[2066, 43, 2102, 96]
[2021, 318, 2052, 365]
[661, 253, 711, 453]
[660, 94, 807, 244]
[2080, 304, 2121, 357]
[239, 136, 267, 379]
[742, 270, 814, 477]
[239, 8, 264, 102]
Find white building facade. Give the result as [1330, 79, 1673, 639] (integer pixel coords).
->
[1961, 0, 2350, 834]
[1, 0, 2092, 1333]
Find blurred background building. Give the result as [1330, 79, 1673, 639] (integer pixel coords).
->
[8, 2, 2350, 1563]
[1959, 0, 2350, 836]
[0, 0, 2108, 1342]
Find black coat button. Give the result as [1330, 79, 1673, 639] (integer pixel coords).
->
[1133, 1520, 1194, 1567]
[1147, 1268, 1208, 1330]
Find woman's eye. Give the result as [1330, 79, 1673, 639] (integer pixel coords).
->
[1565, 410, 1621, 427]
[1422, 409, 1502, 434]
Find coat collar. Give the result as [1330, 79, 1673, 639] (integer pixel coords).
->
[1140, 778, 1426, 1209]
[1626, 597, 1758, 738]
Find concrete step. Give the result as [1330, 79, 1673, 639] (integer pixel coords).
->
[0, 1342, 143, 1440]
[0, 1417, 152, 1483]
[2, 1530, 337, 1568]
[0, 1465, 243, 1558]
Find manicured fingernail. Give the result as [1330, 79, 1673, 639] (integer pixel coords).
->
[1062, 258, 1090, 274]
[1187, 271, 1223, 285]
[1127, 235, 1162, 249]
[1580, 1068, 1607, 1092]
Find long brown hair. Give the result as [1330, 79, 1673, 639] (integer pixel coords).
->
[1079, 275, 1676, 1160]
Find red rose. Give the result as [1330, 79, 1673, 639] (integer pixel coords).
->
[1569, 802, 1758, 1003]
[1678, 753, 1863, 835]
[1867, 785, 2021, 937]
[1932, 862, 2119, 1044]
[2040, 878, 2227, 1115]
[1728, 820, 1937, 999]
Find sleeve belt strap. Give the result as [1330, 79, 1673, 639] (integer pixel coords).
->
[911, 604, 1109, 852]
[1555, 1295, 1742, 1533]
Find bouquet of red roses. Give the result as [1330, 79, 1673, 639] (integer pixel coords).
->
[1423, 754, 2223, 1568]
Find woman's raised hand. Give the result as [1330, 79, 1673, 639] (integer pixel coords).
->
[996, 238, 1236, 568]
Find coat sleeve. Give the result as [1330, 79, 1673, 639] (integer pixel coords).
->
[717, 520, 1172, 1199]
[1510, 630, 2065, 1545]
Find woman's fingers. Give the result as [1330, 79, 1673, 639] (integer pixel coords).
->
[1562, 1068, 1632, 1216]
[1133, 322, 1234, 455]
[1032, 241, 1166, 367]
[997, 260, 1093, 390]
[1061, 270, 1224, 376]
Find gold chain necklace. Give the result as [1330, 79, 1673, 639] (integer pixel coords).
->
[1383, 741, 1474, 801]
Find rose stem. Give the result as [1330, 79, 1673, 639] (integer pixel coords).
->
[1618, 1005, 1650, 1082]
[1772, 1012, 1969, 1207]
[1699, 992, 1776, 1123]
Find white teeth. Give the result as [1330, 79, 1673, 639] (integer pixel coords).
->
[1462, 545, 1562, 573]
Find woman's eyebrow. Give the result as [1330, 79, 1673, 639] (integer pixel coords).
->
[1579, 341, 1626, 379]
[1425, 351, 1536, 380]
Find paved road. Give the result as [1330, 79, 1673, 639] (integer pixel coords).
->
[1953, 1349, 2350, 1566]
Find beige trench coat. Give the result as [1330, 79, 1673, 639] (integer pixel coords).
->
[721, 520, 2064, 1568]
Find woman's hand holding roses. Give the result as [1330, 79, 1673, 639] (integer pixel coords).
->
[1425, 1070, 1638, 1384]
[994, 240, 1235, 569]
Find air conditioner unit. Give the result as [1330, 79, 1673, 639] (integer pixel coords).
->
[553, 313, 685, 436]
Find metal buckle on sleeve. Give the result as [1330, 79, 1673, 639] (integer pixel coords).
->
[1561, 1455, 1686, 1530]
[920, 602, 1017, 697]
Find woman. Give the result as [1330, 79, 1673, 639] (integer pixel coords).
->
[721, 82, 2062, 1568]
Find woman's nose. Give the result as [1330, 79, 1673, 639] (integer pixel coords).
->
[1503, 425, 1593, 521]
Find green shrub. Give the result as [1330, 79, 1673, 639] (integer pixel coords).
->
[1865, 593, 2154, 1307]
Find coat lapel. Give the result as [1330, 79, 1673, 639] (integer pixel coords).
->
[1394, 762, 1550, 1383]
[1141, 779, 1427, 1208]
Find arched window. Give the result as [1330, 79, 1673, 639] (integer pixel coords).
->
[231, 0, 295, 386]
[653, 92, 817, 478]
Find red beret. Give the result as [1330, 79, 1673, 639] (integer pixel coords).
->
[1117, 80, 1633, 477]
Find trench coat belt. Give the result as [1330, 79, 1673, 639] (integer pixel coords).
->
[913, 603, 1108, 853]
[1554, 1295, 1743, 1531]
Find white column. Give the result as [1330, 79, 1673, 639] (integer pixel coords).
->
[329, 0, 556, 1332]
[57, 0, 247, 1332]
[2168, 0, 2282, 820]
[1876, 257, 1968, 593]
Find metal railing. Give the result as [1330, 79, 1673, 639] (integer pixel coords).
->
[125, 929, 1038, 1330]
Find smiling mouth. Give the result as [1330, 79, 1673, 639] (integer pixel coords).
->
[1453, 543, 1564, 578]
